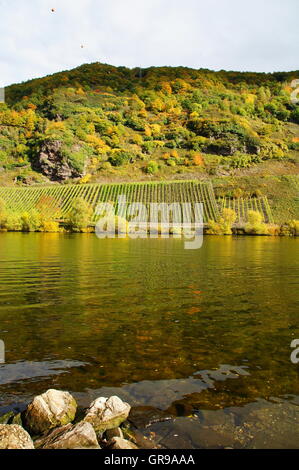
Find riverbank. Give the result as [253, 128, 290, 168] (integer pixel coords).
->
[1, 388, 299, 449]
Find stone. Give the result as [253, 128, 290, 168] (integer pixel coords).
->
[0, 424, 34, 449]
[107, 437, 138, 450]
[33, 140, 83, 181]
[84, 396, 131, 433]
[105, 427, 124, 440]
[36, 421, 100, 449]
[23, 389, 77, 436]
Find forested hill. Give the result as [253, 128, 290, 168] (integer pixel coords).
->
[1, 62, 299, 185]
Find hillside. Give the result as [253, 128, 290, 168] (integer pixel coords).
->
[0, 63, 298, 184]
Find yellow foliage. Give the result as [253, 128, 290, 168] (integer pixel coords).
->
[144, 126, 152, 137]
[170, 150, 179, 159]
[245, 94, 256, 105]
[192, 153, 204, 166]
[41, 220, 60, 232]
[46, 121, 66, 133]
[207, 208, 237, 235]
[161, 82, 172, 94]
[76, 87, 85, 95]
[79, 174, 92, 184]
[151, 124, 161, 136]
[245, 210, 269, 235]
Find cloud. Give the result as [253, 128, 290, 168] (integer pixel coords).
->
[0, 0, 298, 86]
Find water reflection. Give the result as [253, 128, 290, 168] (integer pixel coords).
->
[0, 234, 298, 447]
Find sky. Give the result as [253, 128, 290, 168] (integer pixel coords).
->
[0, 0, 298, 86]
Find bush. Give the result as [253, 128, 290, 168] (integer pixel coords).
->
[6, 213, 21, 231]
[286, 220, 299, 236]
[207, 208, 237, 235]
[0, 198, 7, 229]
[245, 210, 269, 235]
[67, 197, 93, 232]
[41, 220, 60, 232]
[20, 210, 42, 232]
[108, 151, 132, 167]
[145, 161, 159, 174]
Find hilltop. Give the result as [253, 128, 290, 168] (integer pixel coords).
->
[0, 62, 298, 185]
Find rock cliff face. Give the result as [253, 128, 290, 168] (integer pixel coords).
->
[33, 140, 82, 182]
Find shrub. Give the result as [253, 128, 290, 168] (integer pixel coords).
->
[97, 215, 128, 235]
[207, 208, 237, 235]
[245, 210, 269, 235]
[6, 213, 21, 231]
[67, 197, 93, 232]
[287, 220, 299, 236]
[145, 161, 159, 174]
[108, 151, 131, 167]
[20, 210, 42, 232]
[41, 220, 60, 232]
[0, 198, 7, 229]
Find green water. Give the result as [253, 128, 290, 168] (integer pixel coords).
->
[0, 233, 298, 448]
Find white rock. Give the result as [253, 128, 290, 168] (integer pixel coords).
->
[36, 421, 100, 449]
[84, 396, 131, 433]
[0, 424, 34, 449]
[24, 389, 77, 435]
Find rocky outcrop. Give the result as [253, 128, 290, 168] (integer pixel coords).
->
[0, 425, 34, 449]
[23, 389, 77, 436]
[84, 396, 131, 433]
[33, 140, 82, 181]
[35, 422, 100, 449]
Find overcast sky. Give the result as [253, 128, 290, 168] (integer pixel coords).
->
[0, 0, 298, 86]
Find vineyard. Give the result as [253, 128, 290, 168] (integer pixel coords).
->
[217, 196, 274, 224]
[0, 181, 221, 224]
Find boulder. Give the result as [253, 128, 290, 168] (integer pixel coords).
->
[23, 389, 77, 436]
[0, 424, 34, 449]
[36, 421, 100, 449]
[107, 437, 138, 450]
[84, 396, 131, 433]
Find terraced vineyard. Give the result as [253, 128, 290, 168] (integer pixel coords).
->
[0, 181, 220, 224]
[217, 196, 274, 224]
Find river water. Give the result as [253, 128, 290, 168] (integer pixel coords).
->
[0, 233, 298, 448]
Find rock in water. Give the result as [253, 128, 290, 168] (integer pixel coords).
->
[36, 422, 100, 449]
[0, 425, 34, 449]
[84, 396, 131, 433]
[23, 389, 77, 435]
[105, 427, 124, 440]
[107, 437, 138, 450]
